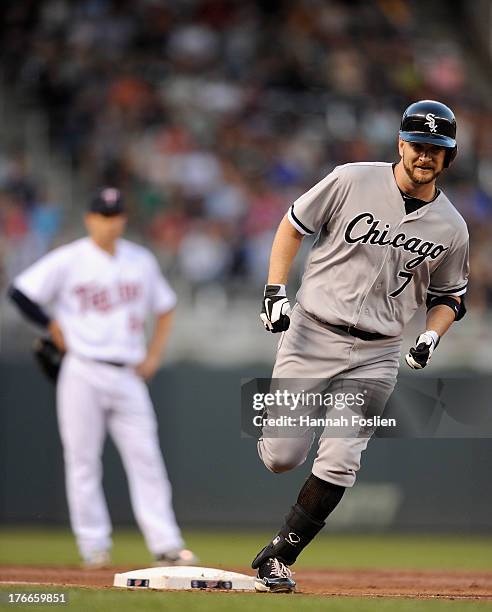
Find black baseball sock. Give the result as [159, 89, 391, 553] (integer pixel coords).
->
[297, 473, 345, 522]
[251, 473, 345, 568]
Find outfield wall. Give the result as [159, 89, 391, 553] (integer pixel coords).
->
[1, 362, 491, 531]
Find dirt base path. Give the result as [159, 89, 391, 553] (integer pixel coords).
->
[1, 566, 492, 600]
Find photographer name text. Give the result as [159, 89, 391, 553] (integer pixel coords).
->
[253, 415, 396, 428]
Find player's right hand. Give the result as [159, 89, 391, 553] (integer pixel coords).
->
[260, 284, 291, 333]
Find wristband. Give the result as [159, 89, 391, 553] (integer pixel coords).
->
[264, 284, 286, 297]
[424, 330, 440, 346]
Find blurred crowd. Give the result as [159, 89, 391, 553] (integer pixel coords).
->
[1, 0, 491, 309]
[0, 150, 62, 288]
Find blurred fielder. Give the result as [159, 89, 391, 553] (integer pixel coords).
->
[9, 188, 197, 568]
[253, 101, 469, 592]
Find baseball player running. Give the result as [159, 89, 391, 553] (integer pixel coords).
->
[9, 188, 197, 568]
[253, 100, 469, 592]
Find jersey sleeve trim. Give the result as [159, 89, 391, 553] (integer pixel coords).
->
[288, 205, 314, 235]
[427, 282, 468, 297]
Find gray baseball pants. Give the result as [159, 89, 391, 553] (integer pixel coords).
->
[258, 304, 401, 487]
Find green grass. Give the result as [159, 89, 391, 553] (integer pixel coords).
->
[1, 528, 492, 571]
[1, 530, 491, 611]
[0, 587, 491, 612]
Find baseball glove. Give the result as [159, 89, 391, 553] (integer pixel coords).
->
[33, 337, 63, 383]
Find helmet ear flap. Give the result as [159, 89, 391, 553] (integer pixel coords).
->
[444, 146, 457, 168]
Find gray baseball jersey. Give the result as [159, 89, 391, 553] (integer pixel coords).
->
[287, 162, 469, 337]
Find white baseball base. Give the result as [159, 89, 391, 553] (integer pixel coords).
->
[113, 566, 256, 591]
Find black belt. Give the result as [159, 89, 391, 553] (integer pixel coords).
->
[95, 359, 127, 368]
[308, 313, 389, 341]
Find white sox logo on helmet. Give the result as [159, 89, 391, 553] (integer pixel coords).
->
[424, 113, 437, 133]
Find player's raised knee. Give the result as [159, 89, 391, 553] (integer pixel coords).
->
[258, 441, 307, 473]
[269, 456, 302, 473]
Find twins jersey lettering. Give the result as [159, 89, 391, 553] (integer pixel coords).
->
[288, 162, 469, 336]
[74, 282, 142, 313]
[14, 237, 177, 364]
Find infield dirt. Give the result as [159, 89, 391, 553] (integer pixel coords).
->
[1, 566, 492, 600]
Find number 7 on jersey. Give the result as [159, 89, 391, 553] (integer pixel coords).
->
[389, 270, 413, 298]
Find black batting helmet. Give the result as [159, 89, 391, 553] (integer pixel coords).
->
[399, 100, 457, 167]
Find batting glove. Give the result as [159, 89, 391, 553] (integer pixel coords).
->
[405, 330, 440, 369]
[260, 284, 291, 333]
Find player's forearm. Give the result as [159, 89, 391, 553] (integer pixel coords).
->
[8, 285, 51, 328]
[267, 215, 304, 285]
[426, 299, 460, 337]
[147, 309, 175, 361]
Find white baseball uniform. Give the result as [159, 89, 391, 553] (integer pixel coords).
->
[14, 237, 184, 560]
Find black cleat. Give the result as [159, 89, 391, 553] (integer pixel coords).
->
[254, 557, 296, 593]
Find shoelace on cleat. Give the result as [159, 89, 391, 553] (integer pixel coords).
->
[268, 558, 292, 579]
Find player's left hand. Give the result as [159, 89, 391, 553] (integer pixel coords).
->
[48, 319, 67, 353]
[260, 284, 291, 333]
[405, 331, 440, 369]
[135, 353, 160, 380]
